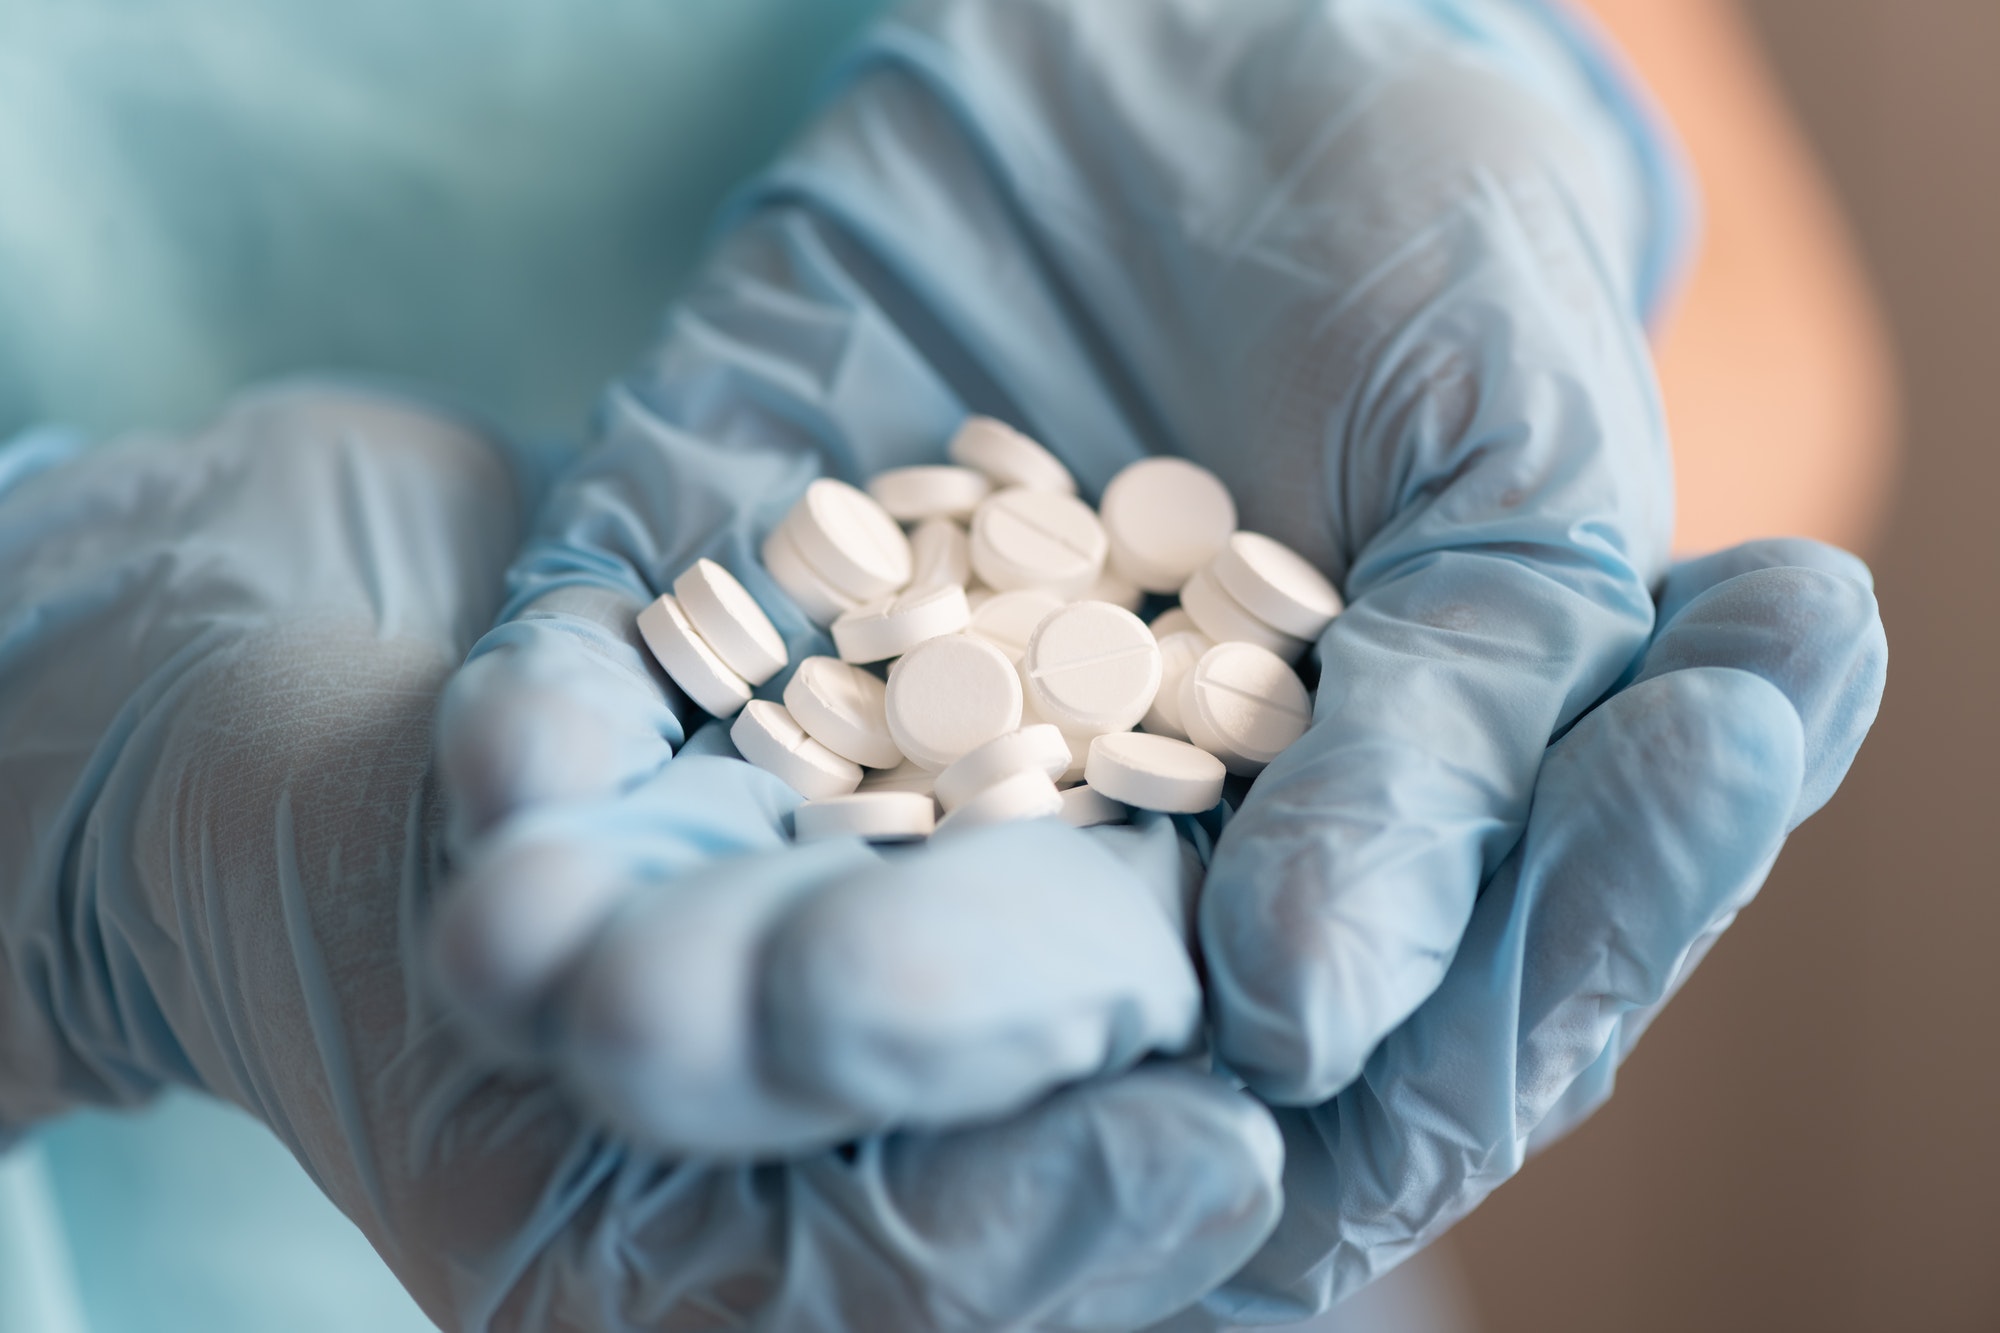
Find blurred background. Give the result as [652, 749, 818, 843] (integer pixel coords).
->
[1454, 2, 2000, 1328]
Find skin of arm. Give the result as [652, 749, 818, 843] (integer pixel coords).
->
[1575, 0, 1899, 555]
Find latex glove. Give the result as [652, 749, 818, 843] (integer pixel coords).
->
[433, 0, 1688, 1147]
[1157, 538, 1887, 1327]
[0, 385, 1281, 1332]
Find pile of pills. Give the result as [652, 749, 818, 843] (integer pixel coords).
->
[636, 417, 1343, 844]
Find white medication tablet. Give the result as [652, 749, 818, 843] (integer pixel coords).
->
[968, 489, 1108, 594]
[906, 517, 972, 593]
[831, 584, 972, 664]
[780, 478, 913, 600]
[868, 465, 991, 523]
[1211, 532, 1344, 641]
[1085, 732, 1227, 814]
[948, 416, 1076, 495]
[966, 587, 1067, 664]
[637, 593, 754, 719]
[1085, 566, 1146, 613]
[1179, 564, 1309, 663]
[1149, 606, 1203, 642]
[933, 724, 1073, 812]
[761, 522, 859, 626]
[1141, 630, 1216, 742]
[1059, 783, 1128, 828]
[794, 791, 936, 843]
[1099, 456, 1237, 593]
[730, 701, 864, 801]
[1179, 641, 1313, 777]
[857, 757, 938, 798]
[673, 559, 788, 686]
[1015, 687, 1091, 787]
[885, 634, 1023, 771]
[784, 656, 905, 770]
[1022, 601, 1163, 737]
[933, 768, 1065, 835]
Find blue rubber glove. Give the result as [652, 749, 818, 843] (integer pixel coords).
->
[433, 0, 1687, 1147]
[0, 386, 1282, 1331]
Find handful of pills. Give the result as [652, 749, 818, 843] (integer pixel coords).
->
[636, 417, 1343, 844]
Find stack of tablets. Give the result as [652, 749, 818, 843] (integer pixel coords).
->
[636, 417, 1343, 845]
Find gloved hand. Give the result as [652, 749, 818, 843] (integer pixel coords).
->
[433, 0, 1690, 1148]
[0, 385, 1283, 1332]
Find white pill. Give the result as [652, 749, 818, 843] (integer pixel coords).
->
[906, 517, 972, 593]
[857, 757, 938, 798]
[968, 489, 1107, 593]
[933, 768, 1065, 835]
[1059, 784, 1129, 829]
[934, 724, 1074, 812]
[673, 559, 788, 686]
[966, 587, 1067, 664]
[1099, 457, 1237, 593]
[730, 701, 864, 801]
[1085, 565, 1146, 613]
[1022, 601, 1162, 737]
[1085, 732, 1227, 814]
[1179, 641, 1314, 777]
[948, 416, 1076, 495]
[1141, 630, 1216, 742]
[1211, 532, 1344, 641]
[1179, 564, 1309, 663]
[1149, 606, 1203, 641]
[781, 478, 913, 600]
[885, 634, 1023, 771]
[794, 791, 936, 843]
[784, 656, 905, 769]
[868, 465, 991, 523]
[831, 584, 972, 664]
[637, 593, 754, 719]
[1016, 685, 1091, 787]
[761, 522, 859, 626]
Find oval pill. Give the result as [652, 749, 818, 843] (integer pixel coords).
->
[1211, 532, 1344, 641]
[673, 558, 788, 686]
[1022, 601, 1162, 737]
[1179, 563, 1309, 663]
[831, 584, 972, 664]
[934, 724, 1074, 812]
[794, 791, 936, 843]
[637, 593, 754, 719]
[730, 700, 864, 801]
[782, 478, 913, 600]
[761, 522, 858, 626]
[948, 417, 1076, 495]
[784, 656, 905, 770]
[885, 634, 1024, 771]
[1179, 641, 1313, 777]
[868, 465, 991, 523]
[933, 768, 1065, 835]
[969, 489, 1108, 594]
[1085, 732, 1227, 814]
[1099, 456, 1237, 593]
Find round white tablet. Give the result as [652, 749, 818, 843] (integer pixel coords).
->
[884, 634, 1023, 771]
[906, 517, 972, 593]
[1149, 606, 1203, 642]
[1084, 732, 1227, 814]
[933, 768, 1065, 835]
[1059, 784, 1128, 829]
[1141, 630, 1216, 742]
[761, 522, 858, 626]
[1015, 687, 1091, 787]
[794, 791, 936, 843]
[831, 584, 972, 664]
[1085, 565, 1146, 613]
[673, 558, 788, 686]
[947, 416, 1076, 495]
[1179, 564, 1309, 663]
[1211, 532, 1344, 641]
[730, 701, 864, 801]
[1099, 456, 1237, 593]
[783, 656, 905, 770]
[781, 478, 912, 600]
[1022, 601, 1162, 737]
[857, 757, 938, 798]
[637, 593, 754, 718]
[966, 587, 1067, 664]
[1179, 641, 1313, 777]
[933, 724, 1073, 812]
[867, 465, 991, 523]
[968, 489, 1108, 593]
